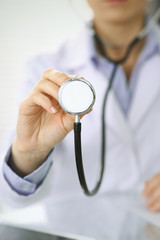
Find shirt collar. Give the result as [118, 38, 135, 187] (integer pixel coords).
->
[138, 26, 160, 64]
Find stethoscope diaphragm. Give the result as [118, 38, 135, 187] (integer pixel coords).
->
[58, 77, 96, 117]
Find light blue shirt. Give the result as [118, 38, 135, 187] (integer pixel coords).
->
[91, 28, 160, 115]
[2, 26, 160, 195]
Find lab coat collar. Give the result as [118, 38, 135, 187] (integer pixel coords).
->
[128, 24, 160, 128]
[107, 90, 134, 144]
[106, 56, 160, 146]
[104, 24, 160, 140]
[128, 54, 160, 129]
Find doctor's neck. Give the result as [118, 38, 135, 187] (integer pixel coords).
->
[93, 13, 146, 80]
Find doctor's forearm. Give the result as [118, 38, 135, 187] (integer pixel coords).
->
[8, 138, 51, 177]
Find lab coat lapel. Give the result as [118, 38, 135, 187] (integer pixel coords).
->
[128, 55, 160, 128]
[87, 64, 134, 144]
[106, 90, 134, 144]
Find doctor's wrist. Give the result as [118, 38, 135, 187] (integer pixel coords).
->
[8, 138, 51, 177]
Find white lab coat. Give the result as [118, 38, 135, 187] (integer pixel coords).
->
[1, 23, 160, 207]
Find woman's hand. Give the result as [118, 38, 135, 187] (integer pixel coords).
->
[10, 69, 80, 176]
[142, 173, 160, 212]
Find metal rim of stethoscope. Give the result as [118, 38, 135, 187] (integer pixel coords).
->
[58, 77, 96, 117]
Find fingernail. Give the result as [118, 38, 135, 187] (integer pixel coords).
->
[51, 106, 57, 114]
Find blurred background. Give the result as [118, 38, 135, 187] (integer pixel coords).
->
[0, 0, 159, 146]
[0, 0, 92, 146]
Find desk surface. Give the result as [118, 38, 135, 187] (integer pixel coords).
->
[0, 192, 160, 240]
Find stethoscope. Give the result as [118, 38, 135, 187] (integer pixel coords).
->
[58, 9, 160, 196]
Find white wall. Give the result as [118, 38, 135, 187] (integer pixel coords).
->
[0, 0, 92, 145]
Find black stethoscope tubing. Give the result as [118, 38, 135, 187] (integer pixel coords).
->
[74, 32, 142, 196]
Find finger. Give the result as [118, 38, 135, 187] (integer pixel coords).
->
[146, 187, 160, 209]
[142, 174, 160, 197]
[42, 69, 69, 87]
[149, 198, 160, 213]
[27, 92, 58, 114]
[62, 112, 75, 133]
[36, 78, 59, 101]
[68, 74, 84, 79]
[142, 181, 150, 197]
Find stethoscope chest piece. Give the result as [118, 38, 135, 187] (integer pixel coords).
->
[58, 77, 96, 116]
[58, 77, 99, 196]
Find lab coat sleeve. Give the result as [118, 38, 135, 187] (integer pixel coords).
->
[2, 147, 53, 196]
[0, 150, 54, 208]
[0, 55, 58, 207]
